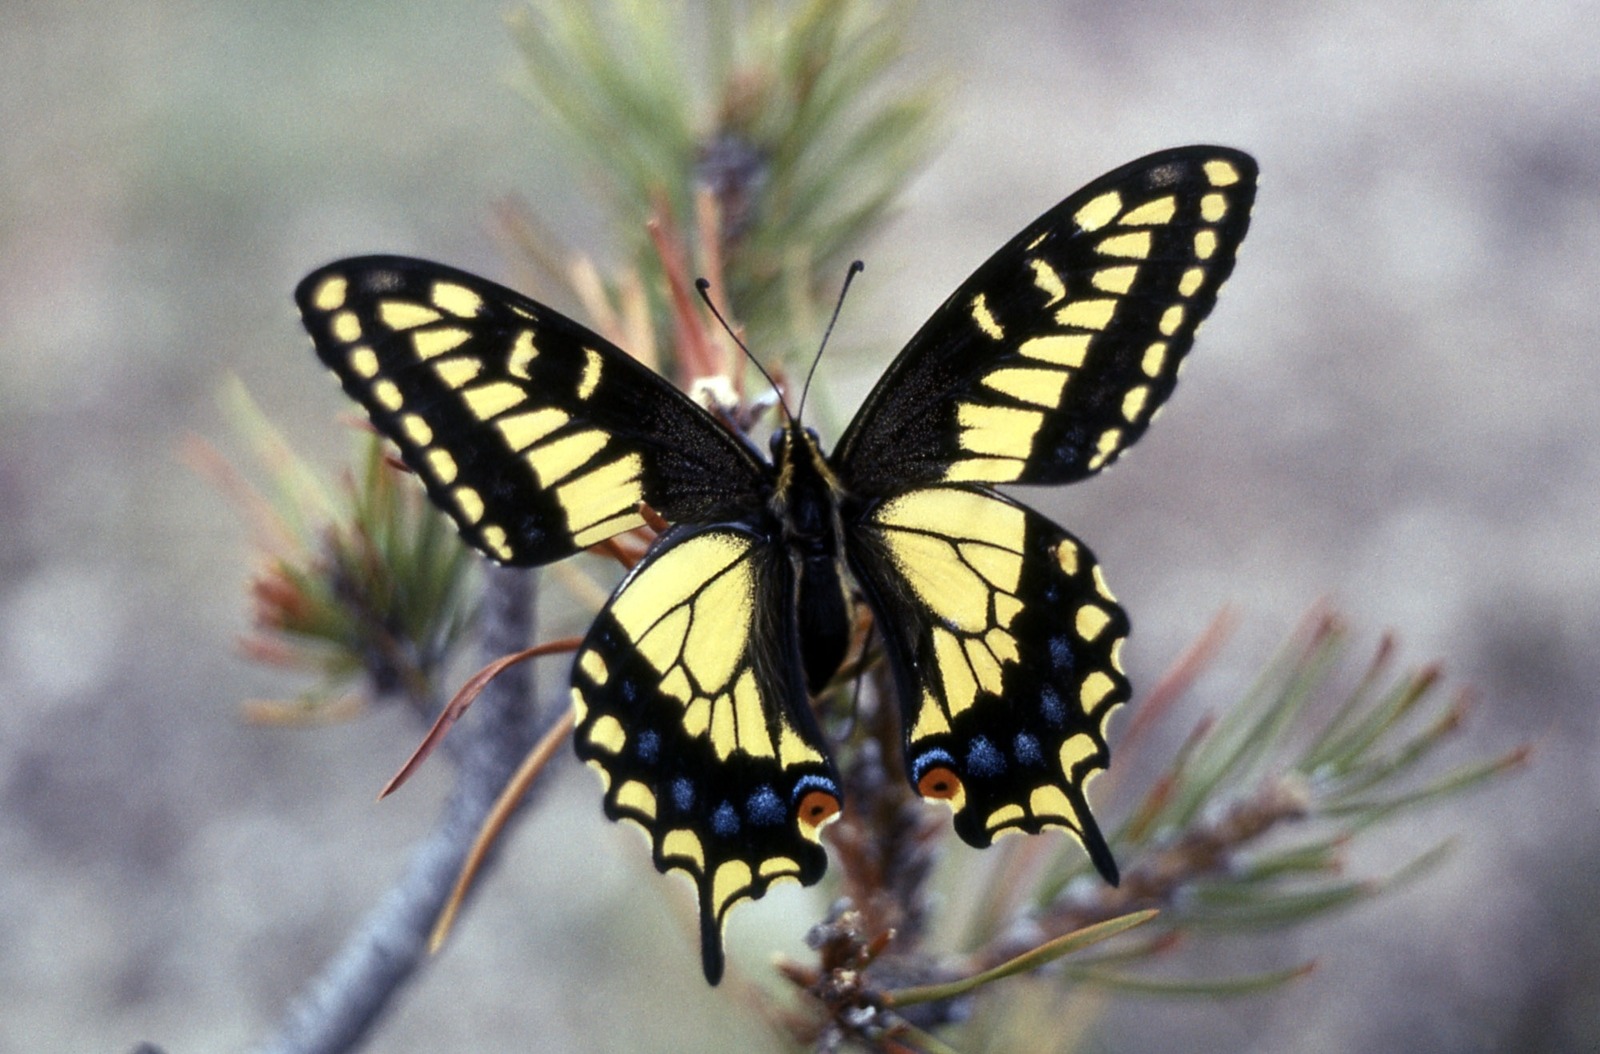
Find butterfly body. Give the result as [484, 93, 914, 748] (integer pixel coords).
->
[296, 146, 1257, 984]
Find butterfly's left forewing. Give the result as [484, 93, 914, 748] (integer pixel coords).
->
[570, 524, 842, 985]
[846, 485, 1128, 882]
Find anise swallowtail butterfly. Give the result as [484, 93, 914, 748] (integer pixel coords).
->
[296, 146, 1257, 984]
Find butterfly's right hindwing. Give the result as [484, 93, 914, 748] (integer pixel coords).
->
[296, 256, 767, 566]
[570, 524, 843, 984]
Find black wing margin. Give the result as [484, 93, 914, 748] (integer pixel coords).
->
[834, 147, 1256, 495]
[297, 256, 768, 566]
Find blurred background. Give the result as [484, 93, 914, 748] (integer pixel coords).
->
[2, 2, 1597, 1051]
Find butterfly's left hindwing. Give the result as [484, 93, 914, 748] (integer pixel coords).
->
[297, 256, 767, 567]
[847, 485, 1128, 882]
[570, 524, 843, 985]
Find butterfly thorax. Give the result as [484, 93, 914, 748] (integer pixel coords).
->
[769, 422, 852, 694]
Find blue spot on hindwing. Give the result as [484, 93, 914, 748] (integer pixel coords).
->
[746, 785, 784, 826]
[712, 801, 740, 838]
[635, 729, 659, 763]
[966, 737, 1005, 778]
[671, 777, 695, 814]
[1014, 732, 1042, 766]
[1040, 686, 1066, 727]
[1048, 636, 1075, 674]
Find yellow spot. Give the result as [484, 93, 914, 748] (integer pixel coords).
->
[347, 346, 379, 379]
[759, 857, 799, 878]
[934, 627, 977, 716]
[711, 860, 752, 915]
[577, 347, 603, 399]
[1118, 195, 1176, 226]
[586, 714, 626, 754]
[572, 511, 647, 548]
[1059, 732, 1098, 772]
[709, 693, 738, 761]
[778, 724, 824, 767]
[579, 649, 609, 686]
[985, 626, 1019, 665]
[453, 485, 485, 524]
[433, 357, 482, 387]
[1020, 333, 1091, 367]
[378, 300, 442, 330]
[1204, 159, 1241, 186]
[1110, 638, 1126, 676]
[426, 448, 458, 484]
[431, 281, 483, 317]
[662, 829, 705, 869]
[970, 293, 1004, 340]
[525, 428, 608, 485]
[400, 414, 432, 446]
[1073, 190, 1123, 232]
[373, 379, 403, 411]
[1087, 428, 1122, 471]
[462, 381, 526, 421]
[1178, 267, 1205, 298]
[910, 689, 951, 740]
[331, 310, 361, 343]
[964, 636, 1004, 695]
[1200, 192, 1227, 222]
[1159, 305, 1185, 336]
[1097, 231, 1151, 258]
[1121, 385, 1150, 423]
[682, 697, 710, 738]
[555, 454, 645, 533]
[508, 330, 537, 379]
[1081, 670, 1116, 710]
[311, 275, 347, 311]
[1029, 258, 1066, 305]
[981, 367, 1067, 408]
[1091, 266, 1138, 294]
[569, 686, 588, 723]
[957, 402, 1044, 458]
[1077, 604, 1111, 641]
[1194, 229, 1218, 259]
[732, 670, 775, 758]
[1030, 785, 1077, 825]
[1056, 539, 1080, 576]
[958, 539, 1023, 591]
[413, 327, 471, 360]
[585, 758, 610, 793]
[1057, 298, 1117, 331]
[616, 780, 657, 820]
[1092, 565, 1116, 602]
[496, 407, 569, 451]
[986, 803, 1025, 830]
[659, 667, 692, 703]
[481, 523, 513, 561]
[945, 457, 1025, 483]
[1141, 342, 1168, 378]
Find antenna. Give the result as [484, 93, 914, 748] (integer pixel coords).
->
[796, 260, 864, 422]
[695, 278, 792, 420]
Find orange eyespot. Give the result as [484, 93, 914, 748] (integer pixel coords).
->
[797, 789, 841, 830]
[917, 766, 963, 801]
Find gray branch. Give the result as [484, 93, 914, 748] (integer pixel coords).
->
[254, 566, 545, 1054]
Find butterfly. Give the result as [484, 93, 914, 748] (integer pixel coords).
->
[296, 146, 1257, 984]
